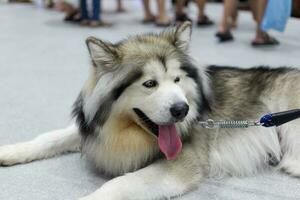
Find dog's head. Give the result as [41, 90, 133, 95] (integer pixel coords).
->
[74, 22, 210, 161]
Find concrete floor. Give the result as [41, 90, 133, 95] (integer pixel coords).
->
[0, 1, 300, 200]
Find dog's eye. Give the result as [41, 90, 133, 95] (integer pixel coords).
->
[174, 77, 180, 83]
[143, 80, 157, 88]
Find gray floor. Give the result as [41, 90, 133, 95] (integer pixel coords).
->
[0, 1, 300, 200]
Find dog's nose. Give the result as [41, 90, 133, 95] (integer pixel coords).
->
[170, 102, 189, 120]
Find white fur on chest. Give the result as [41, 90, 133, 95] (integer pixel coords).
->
[208, 127, 281, 177]
[82, 122, 160, 176]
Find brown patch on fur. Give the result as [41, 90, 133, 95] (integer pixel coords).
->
[103, 112, 157, 153]
[85, 111, 160, 175]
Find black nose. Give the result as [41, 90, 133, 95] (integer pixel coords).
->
[170, 102, 189, 120]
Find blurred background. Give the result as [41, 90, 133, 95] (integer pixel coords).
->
[0, 0, 300, 200]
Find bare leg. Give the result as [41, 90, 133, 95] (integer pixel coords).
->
[195, 0, 205, 19]
[175, 0, 192, 22]
[216, 0, 237, 41]
[176, 0, 186, 16]
[116, 0, 125, 12]
[195, 0, 213, 25]
[142, 0, 155, 22]
[218, 0, 238, 33]
[251, 0, 279, 45]
[231, 6, 238, 28]
[156, 0, 171, 25]
[253, 0, 268, 42]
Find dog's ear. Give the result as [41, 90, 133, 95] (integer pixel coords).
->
[86, 36, 119, 71]
[174, 21, 192, 51]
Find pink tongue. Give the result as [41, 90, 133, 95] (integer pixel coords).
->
[158, 124, 182, 160]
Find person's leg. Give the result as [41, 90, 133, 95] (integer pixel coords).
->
[116, 0, 125, 12]
[196, 0, 205, 18]
[175, 0, 192, 22]
[91, 0, 101, 21]
[218, 0, 238, 33]
[176, 0, 186, 16]
[215, 0, 237, 41]
[80, 0, 89, 20]
[231, 6, 238, 28]
[251, 0, 279, 45]
[89, 0, 111, 27]
[250, 0, 258, 21]
[142, 0, 155, 22]
[195, 0, 213, 25]
[156, 0, 171, 25]
[253, 0, 267, 42]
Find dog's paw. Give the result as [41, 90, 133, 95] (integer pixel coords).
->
[279, 155, 300, 178]
[0, 143, 35, 166]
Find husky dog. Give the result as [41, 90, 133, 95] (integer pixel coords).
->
[0, 22, 300, 200]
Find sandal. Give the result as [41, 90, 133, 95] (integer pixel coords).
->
[251, 33, 280, 47]
[142, 17, 156, 24]
[175, 13, 192, 23]
[44, 0, 54, 8]
[215, 31, 234, 42]
[64, 10, 81, 22]
[155, 21, 172, 27]
[197, 15, 214, 27]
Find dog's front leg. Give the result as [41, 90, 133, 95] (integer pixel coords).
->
[80, 147, 206, 200]
[0, 124, 81, 166]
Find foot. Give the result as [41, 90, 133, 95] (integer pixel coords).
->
[252, 32, 279, 47]
[116, 7, 126, 13]
[142, 13, 156, 24]
[175, 13, 192, 23]
[80, 19, 89, 26]
[64, 10, 81, 22]
[197, 15, 214, 27]
[44, 0, 54, 8]
[89, 20, 112, 27]
[156, 15, 171, 27]
[0, 143, 36, 166]
[215, 30, 234, 42]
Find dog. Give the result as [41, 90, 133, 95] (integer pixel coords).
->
[0, 21, 300, 200]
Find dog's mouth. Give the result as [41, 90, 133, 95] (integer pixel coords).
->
[133, 108, 182, 160]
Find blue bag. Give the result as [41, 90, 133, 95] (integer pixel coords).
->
[261, 0, 292, 32]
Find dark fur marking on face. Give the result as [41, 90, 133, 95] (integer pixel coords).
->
[72, 93, 94, 136]
[112, 70, 143, 100]
[72, 70, 143, 138]
[180, 60, 211, 118]
[157, 55, 167, 71]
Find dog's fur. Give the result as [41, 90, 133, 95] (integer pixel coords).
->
[1, 22, 300, 200]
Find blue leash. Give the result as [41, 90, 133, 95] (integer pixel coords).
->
[199, 109, 300, 129]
